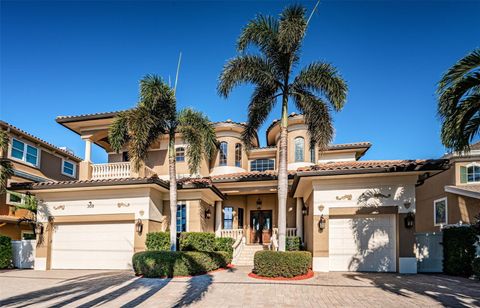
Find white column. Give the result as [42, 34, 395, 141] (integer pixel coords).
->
[83, 138, 92, 162]
[215, 201, 222, 237]
[296, 197, 303, 241]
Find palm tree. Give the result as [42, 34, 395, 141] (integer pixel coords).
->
[218, 5, 347, 251]
[0, 129, 14, 193]
[109, 75, 217, 251]
[438, 48, 480, 152]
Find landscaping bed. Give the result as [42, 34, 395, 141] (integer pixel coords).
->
[252, 250, 312, 279]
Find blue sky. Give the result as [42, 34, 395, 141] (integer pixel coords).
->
[1, 0, 479, 163]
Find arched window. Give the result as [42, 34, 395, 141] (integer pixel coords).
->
[219, 142, 228, 166]
[294, 137, 305, 162]
[235, 143, 242, 167]
[310, 143, 316, 163]
[175, 147, 185, 162]
[467, 164, 480, 183]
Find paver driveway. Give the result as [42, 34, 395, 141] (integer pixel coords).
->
[0, 267, 479, 307]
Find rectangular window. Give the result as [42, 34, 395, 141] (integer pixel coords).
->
[7, 192, 24, 205]
[10, 138, 39, 166]
[250, 159, 275, 172]
[237, 208, 244, 229]
[175, 147, 185, 162]
[21, 231, 36, 240]
[434, 198, 447, 226]
[62, 160, 76, 177]
[223, 207, 233, 230]
[176, 202, 187, 232]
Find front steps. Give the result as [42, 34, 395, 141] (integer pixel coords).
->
[234, 244, 266, 266]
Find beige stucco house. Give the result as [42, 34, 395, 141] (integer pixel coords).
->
[12, 112, 448, 273]
[0, 120, 81, 240]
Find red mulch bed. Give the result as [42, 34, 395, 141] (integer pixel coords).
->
[137, 264, 234, 279]
[248, 269, 314, 281]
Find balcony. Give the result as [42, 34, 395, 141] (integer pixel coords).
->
[90, 162, 156, 180]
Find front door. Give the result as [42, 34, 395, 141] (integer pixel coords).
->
[250, 210, 272, 244]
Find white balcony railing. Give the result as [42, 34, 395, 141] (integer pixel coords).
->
[91, 162, 157, 180]
[273, 228, 297, 237]
[220, 229, 244, 240]
[92, 162, 131, 179]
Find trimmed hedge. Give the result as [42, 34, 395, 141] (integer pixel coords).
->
[473, 257, 480, 280]
[253, 251, 311, 278]
[132, 251, 231, 278]
[179, 232, 215, 252]
[214, 237, 234, 257]
[286, 236, 301, 251]
[146, 232, 170, 251]
[0, 235, 12, 269]
[443, 226, 478, 277]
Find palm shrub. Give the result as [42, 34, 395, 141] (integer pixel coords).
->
[109, 75, 217, 251]
[0, 129, 14, 193]
[218, 5, 347, 250]
[438, 48, 480, 152]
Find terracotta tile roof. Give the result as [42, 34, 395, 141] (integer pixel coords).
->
[327, 142, 372, 150]
[211, 170, 296, 182]
[297, 160, 426, 172]
[0, 120, 82, 161]
[471, 141, 480, 150]
[56, 110, 125, 122]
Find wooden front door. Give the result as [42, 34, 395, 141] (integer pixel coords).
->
[250, 210, 273, 244]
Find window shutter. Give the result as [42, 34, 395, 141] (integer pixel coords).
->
[460, 166, 467, 183]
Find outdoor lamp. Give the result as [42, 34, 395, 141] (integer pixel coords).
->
[318, 215, 326, 230]
[404, 212, 415, 229]
[135, 219, 143, 234]
[302, 201, 308, 216]
[205, 208, 212, 219]
[256, 197, 262, 209]
[34, 223, 44, 235]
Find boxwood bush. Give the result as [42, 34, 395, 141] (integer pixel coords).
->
[286, 236, 302, 251]
[179, 232, 215, 252]
[132, 251, 231, 278]
[443, 226, 478, 277]
[214, 237, 234, 256]
[146, 232, 170, 251]
[0, 235, 12, 269]
[253, 251, 311, 278]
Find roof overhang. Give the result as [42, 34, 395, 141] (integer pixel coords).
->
[445, 185, 480, 199]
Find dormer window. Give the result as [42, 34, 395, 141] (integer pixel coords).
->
[219, 142, 228, 166]
[294, 137, 304, 162]
[176, 147, 185, 162]
[235, 143, 242, 167]
[467, 163, 480, 183]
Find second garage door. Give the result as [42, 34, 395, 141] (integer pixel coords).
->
[329, 214, 396, 272]
[51, 222, 135, 270]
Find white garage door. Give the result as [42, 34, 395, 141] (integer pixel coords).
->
[51, 222, 135, 270]
[329, 214, 396, 272]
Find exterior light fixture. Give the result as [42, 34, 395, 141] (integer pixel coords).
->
[135, 219, 143, 234]
[302, 201, 308, 216]
[34, 223, 44, 235]
[256, 198, 262, 209]
[318, 215, 326, 230]
[205, 208, 212, 219]
[404, 212, 415, 229]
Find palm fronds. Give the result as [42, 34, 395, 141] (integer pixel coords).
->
[0, 130, 13, 193]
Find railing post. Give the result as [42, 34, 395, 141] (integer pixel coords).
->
[296, 197, 303, 241]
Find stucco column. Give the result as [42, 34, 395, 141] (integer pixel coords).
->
[215, 201, 222, 237]
[83, 138, 92, 162]
[296, 197, 303, 241]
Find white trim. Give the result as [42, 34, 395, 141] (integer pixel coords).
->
[444, 185, 480, 199]
[466, 162, 480, 184]
[61, 158, 77, 178]
[185, 201, 189, 232]
[9, 137, 41, 168]
[248, 158, 276, 172]
[433, 197, 448, 226]
[6, 191, 25, 206]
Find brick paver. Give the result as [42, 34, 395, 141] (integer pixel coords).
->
[0, 267, 479, 307]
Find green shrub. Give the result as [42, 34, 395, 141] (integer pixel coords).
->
[253, 251, 311, 278]
[286, 236, 301, 251]
[443, 226, 478, 277]
[214, 237, 234, 256]
[179, 232, 215, 252]
[472, 257, 480, 280]
[0, 235, 12, 269]
[146, 232, 170, 251]
[132, 251, 231, 278]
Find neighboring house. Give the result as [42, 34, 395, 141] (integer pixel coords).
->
[13, 112, 448, 273]
[416, 142, 480, 232]
[0, 120, 81, 240]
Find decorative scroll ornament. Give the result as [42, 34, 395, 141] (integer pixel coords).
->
[87, 201, 94, 208]
[53, 205, 65, 210]
[117, 202, 130, 208]
[373, 193, 391, 199]
[336, 194, 352, 201]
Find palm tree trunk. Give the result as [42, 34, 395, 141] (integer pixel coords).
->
[168, 132, 178, 251]
[277, 94, 289, 251]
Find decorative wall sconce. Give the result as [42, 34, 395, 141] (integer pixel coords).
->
[404, 212, 415, 229]
[256, 198, 262, 210]
[318, 215, 326, 230]
[302, 202, 308, 216]
[135, 219, 143, 234]
[34, 223, 44, 235]
[87, 201, 94, 208]
[403, 201, 411, 209]
[205, 208, 212, 219]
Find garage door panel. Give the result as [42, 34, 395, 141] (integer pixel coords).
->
[51, 222, 134, 270]
[329, 215, 396, 272]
